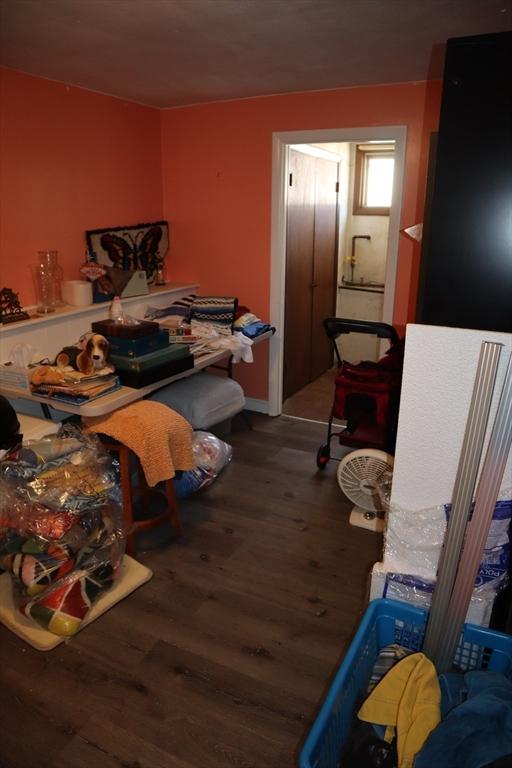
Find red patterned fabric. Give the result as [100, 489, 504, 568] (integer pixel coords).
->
[333, 362, 401, 427]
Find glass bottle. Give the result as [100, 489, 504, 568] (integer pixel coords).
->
[36, 250, 64, 307]
[32, 262, 56, 314]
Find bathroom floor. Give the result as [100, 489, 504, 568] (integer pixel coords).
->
[282, 368, 336, 422]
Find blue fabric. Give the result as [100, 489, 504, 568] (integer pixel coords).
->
[242, 322, 273, 338]
[416, 671, 512, 768]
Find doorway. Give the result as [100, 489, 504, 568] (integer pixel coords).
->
[283, 145, 339, 402]
[269, 126, 406, 418]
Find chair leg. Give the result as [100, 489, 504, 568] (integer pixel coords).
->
[239, 409, 253, 431]
[117, 443, 136, 557]
[165, 478, 183, 537]
[100, 437, 182, 554]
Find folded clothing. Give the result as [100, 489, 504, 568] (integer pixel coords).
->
[416, 671, 512, 768]
[234, 312, 261, 329]
[241, 321, 273, 338]
[190, 296, 238, 335]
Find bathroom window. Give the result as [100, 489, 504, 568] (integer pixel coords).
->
[353, 145, 395, 215]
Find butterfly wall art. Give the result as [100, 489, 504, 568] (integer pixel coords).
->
[85, 221, 169, 286]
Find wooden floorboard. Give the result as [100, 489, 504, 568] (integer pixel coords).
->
[0, 414, 382, 768]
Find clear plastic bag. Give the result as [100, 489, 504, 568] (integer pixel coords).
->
[383, 495, 511, 585]
[1, 425, 119, 512]
[0, 424, 125, 636]
[17, 526, 125, 636]
[174, 431, 233, 499]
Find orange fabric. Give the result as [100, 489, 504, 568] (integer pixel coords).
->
[84, 401, 195, 487]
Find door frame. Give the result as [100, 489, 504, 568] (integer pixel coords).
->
[268, 125, 407, 416]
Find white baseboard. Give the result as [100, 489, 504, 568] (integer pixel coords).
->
[244, 397, 270, 414]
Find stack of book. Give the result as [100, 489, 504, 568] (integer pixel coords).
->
[167, 326, 220, 358]
[91, 318, 194, 388]
[168, 328, 201, 346]
[31, 372, 121, 405]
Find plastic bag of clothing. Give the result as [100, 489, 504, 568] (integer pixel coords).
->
[1, 426, 119, 513]
[174, 431, 232, 499]
[0, 425, 125, 636]
[15, 516, 124, 636]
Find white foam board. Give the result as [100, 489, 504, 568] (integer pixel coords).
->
[391, 324, 512, 510]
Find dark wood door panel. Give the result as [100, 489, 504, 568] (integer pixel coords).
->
[283, 150, 315, 400]
[311, 157, 338, 380]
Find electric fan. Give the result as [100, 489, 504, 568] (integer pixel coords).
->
[337, 448, 394, 532]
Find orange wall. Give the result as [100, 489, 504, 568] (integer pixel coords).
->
[160, 81, 442, 398]
[0, 69, 441, 402]
[0, 68, 163, 305]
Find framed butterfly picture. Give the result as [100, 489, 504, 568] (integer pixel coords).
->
[85, 220, 169, 287]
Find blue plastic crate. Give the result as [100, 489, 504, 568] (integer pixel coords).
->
[299, 598, 512, 768]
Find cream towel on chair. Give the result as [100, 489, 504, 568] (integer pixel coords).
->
[84, 401, 195, 487]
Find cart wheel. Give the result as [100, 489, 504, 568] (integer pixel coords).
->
[316, 444, 330, 469]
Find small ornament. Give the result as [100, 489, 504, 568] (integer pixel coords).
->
[79, 260, 106, 281]
[0, 288, 30, 324]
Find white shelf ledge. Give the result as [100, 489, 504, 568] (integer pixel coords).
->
[0, 282, 199, 334]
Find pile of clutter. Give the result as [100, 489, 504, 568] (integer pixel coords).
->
[0, 425, 125, 637]
[145, 294, 274, 362]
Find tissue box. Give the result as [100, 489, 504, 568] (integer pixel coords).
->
[91, 319, 159, 339]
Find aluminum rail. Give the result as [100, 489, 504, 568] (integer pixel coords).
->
[422, 341, 503, 660]
[434, 351, 512, 671]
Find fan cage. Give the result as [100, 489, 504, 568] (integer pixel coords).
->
[337, 448, 394, 512]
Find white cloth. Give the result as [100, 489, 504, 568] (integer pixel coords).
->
[192, 330, 253, 363]
[184, 322, 254, 363]
[8, 343, 46, 367]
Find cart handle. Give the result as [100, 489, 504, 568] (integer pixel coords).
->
[324, 317, 399, 343]
[323, 317, 400, 366]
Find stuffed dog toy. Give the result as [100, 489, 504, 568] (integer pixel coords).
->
[55, 333, 113, 375]
[30, 365, 66, 386]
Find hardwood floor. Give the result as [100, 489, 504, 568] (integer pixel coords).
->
[0, 414, 382, 768]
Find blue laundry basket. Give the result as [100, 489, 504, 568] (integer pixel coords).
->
[299, 598, 512, 768]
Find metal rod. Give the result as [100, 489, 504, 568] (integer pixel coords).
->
[422, 341, 503, 659]
[435, 352, 512, 671]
